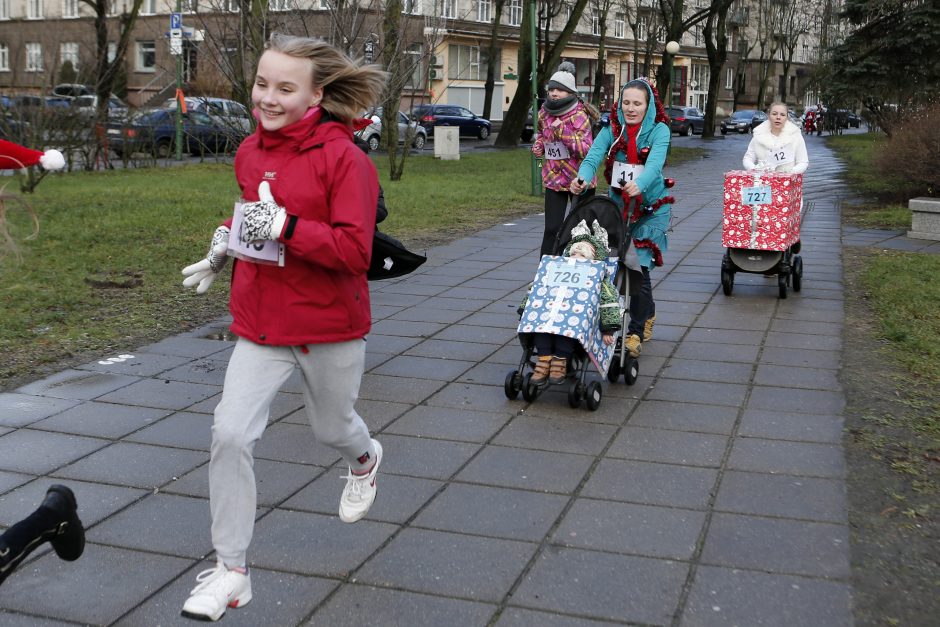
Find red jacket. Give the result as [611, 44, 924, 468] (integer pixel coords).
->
[228, 109, 378, 345]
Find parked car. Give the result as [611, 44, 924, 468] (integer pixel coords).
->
[667, 105, 705, 135]
[834, 109, 862, 128]
[162, 96, 253, 134]
[720, 109, 767, 134]
[356, 107, 427, 151]
[106, 108, 246, 158]
[412, 104, 492, 139]
[72, 94, 128, 119]
[52, 83, 94, 100]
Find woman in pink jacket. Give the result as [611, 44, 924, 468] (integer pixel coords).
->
[531, 62, 598, 255]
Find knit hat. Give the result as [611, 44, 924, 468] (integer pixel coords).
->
[547, 61, 578, 94]
[565, 219, 610, 260]
[0, 138, 65, 171]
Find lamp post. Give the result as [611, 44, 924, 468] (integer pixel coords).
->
[529, 0, 540, 197]
[665, 40, 679, 108]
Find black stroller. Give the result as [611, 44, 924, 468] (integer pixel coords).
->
[504, 195, 639, 411]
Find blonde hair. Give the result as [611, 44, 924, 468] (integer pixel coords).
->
[768, 101, 789, 113]
[265, 33, 388, 123]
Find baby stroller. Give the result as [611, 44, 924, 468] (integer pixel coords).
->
[720, 170, 805, 299]
[504, 195, 639, 411]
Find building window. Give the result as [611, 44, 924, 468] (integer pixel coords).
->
[614, 12, 625, 39]
[141, 0, 156, 15]
[0, 0, 8, 20]
[405, 42, 423, 88]
[448, 44, 498, 81]
[0, 44, 8, 71]
[440, 0, 455, 18]
[107, 0, 117, 15]
[402, 0, 419, 14]
[270, 0, 291, 10]
[26, 42, 43, 71]
[27, 0, 43, 19]
[693, 25, 702, 46]
[107, 42, 117, 62]
[507, 0, 521, 26]
[181, 0, 196, 12]
[62, 0, 78, 17]
[725, 67, 733, 89]
[476, 0, 490, 22]
[318, 0, 330, 8]
[636, 16, 647, 40]
[60, 42, 79, 70]
[591, 10, 600, 36]
[136, 40, 155, 71]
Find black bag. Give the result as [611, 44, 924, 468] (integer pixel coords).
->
[368, 230, 426, 281]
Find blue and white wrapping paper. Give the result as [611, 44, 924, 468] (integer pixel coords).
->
[517, 255, 620, 375]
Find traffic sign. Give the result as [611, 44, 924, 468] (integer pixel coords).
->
[170, 12, 182, 29]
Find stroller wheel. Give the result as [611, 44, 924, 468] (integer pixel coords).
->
[586, 381, 603, 411]
[721, 269, 734, 296]
[778, 273, 788, 299]
[567, 381, 583, 409]
[624, 356, 639, 385]
[504, 370, 522, 400]
[522, 372, 540, 402]
[792, 255, 803, 292]
[607, 356, 622, 383]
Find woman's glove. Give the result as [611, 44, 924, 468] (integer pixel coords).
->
[182, 226, 230, 294]
[240, 181, 286, 243]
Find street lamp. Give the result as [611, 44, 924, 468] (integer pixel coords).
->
[665, 40, 680, 108]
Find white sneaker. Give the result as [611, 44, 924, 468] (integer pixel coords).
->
[181, 561, 252, 622]
[339, 439, 383, 523]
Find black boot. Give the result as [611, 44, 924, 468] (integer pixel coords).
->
[0, 485, 84, 587]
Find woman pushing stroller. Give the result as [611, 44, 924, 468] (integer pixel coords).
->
[571, 78, 674, 359]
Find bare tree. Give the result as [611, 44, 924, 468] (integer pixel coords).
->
[701, 0, 733, 137]
[481, 0, 507, 120]
[80, 0, 144, 166]
[590, 0, 615, 108]
[775, 0, 816, 102]
[655, 0, 709, 103]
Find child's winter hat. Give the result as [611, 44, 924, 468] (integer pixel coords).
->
[564, 219, 610, 260]
[547, 61, 578, 95]
[0, 139, 65, 171]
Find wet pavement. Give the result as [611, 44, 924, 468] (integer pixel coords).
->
[1, 129, 932, 625]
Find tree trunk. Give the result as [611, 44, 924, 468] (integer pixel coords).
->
[702, 0, 732, 138]
[592, 15, 608, 108]
[482, 0, 507, 120]
[381, 0, 409, 181]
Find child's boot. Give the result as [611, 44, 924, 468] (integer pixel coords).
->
[549, 356, 567, 384]
[531, 355, 552, 385]
[643, 315, 656, 342]
[625, 333, 642, 358]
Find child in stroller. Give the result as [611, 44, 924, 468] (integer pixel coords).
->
[505, 195, 639, 411]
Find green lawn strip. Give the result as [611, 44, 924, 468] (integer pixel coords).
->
[0, 146, 701, 388]
[858, 250, 940, 493]
[827, 133, 913, 229]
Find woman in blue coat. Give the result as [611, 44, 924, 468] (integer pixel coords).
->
[571, 78, 674, 358]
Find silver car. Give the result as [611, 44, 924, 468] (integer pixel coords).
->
[357, 108, 427, 151]
[162, 97, 253, 134]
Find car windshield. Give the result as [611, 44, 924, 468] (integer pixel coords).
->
[731, 111, 753, 119]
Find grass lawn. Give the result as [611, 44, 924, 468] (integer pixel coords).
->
[0, 146, 701, 389]
[827, 132, 912, 229]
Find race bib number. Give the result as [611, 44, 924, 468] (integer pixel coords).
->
[741, 185, 772, 206]
[544, 141, 571, 160]
[769, 145, 792, 166]
[610, 162, 644, 189]
[544, 260, 591, 289]
[228, 202, 285, 266]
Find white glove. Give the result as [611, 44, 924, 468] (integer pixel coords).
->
[239, 181, 286, 244]
[182, 225, 230, 294]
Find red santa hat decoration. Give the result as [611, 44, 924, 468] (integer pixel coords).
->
[0, 138, 65, 171]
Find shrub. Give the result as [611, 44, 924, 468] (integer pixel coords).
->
[877, 104, 940, 198]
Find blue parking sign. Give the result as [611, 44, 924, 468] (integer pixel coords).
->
[170, 12, 182, 29]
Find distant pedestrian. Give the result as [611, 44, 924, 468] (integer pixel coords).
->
[0, 485, 85, 587]
[743, 102, 809, 174]
[180, 33, 387, 622]
[571, 78, 674, 359]
[531, 61, 598, 255]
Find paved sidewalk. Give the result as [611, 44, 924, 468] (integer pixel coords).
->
[1, 134, 864, 625]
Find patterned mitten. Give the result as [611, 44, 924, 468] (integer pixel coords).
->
[182, 225, 230, 294]
[239, 181, 286, 244]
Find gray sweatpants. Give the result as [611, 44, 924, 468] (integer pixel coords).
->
[209, 337, 374, 567]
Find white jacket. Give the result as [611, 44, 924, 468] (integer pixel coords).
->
[743, 120, 808, 174]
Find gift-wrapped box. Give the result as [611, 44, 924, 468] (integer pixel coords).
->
[517, 255, 620, 375]
[722, 171, 803, 250]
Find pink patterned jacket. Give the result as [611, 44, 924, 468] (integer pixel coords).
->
[532, 102, 595, 192]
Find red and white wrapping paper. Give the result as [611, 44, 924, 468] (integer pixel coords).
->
[722, 170, 803, 250]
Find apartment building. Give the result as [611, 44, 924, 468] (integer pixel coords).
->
[0, 0, 834, 118]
